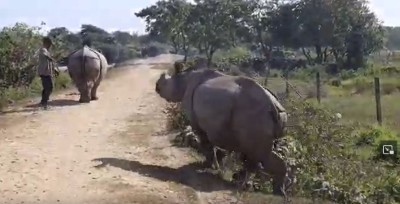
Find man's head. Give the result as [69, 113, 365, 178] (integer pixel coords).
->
[42, 37, 53, 49]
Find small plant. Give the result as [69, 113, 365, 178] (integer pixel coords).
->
[339, 69, 358, 80]
[164, 102, 189, 131]
[356, 126, 398, 146]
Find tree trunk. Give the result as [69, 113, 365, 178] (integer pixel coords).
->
[207, 48, 216, 67]
[183, 47, 188, 62]
[323, 47, 328, 62]
[315, 44, 322, 64]
[302, 47, 313, 65]
[261, 44, 271, 61]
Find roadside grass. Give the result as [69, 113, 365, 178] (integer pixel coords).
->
[164, 60, 400, 203]
[316, 93, 400, 133]
[0, 72, 72, 110]
[260, 67, 400, 134]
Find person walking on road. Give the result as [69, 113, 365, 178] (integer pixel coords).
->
[37, 37, 59, 109]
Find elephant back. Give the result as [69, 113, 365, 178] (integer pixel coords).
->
[69, 46, 103, 60]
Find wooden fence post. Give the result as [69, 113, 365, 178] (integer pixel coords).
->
[263, 77, 268, 87]
[316, 72, 321, 103]
[285, 70, 289, 97]
[374, 77, 382, 125]
[264, 69, 269, 87]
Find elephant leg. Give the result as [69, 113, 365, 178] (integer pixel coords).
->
[76, 82, 86, 103]
[189, 123, 212, 168]
[261, 151, 288, 196]
[196, 130, 227, 170]
[198, 142, 214, 168]
[91, 80, 101, 100]
[233, 154, 258, 190]
[212, 147, 227, 171]
[199, 145, 226, 169]
[78, 81, 92, 103]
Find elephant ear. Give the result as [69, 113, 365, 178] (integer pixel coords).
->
[174, 62, 184, 74]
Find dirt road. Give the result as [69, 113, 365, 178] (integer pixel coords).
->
[0, 55, 289, 204]
[0, 55, 230, 204]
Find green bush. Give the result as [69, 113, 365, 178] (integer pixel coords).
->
[265, 99, 399, 203]
[0, 23, 73, 110]
[212, 47, 260, 74]
[164, 92, 400, 203]
[289, 65, 329, 82]
[339, 69, 358, 80]
[0, 72, 72, 109]
[53, 72, 72, 90]
[355, 126, 400, 161]
[213, 46, 251, 62]
[340, 75, 400, 95]
[0, 23, 42, 89]
[164, 103, 189, 131]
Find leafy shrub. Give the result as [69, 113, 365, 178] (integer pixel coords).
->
[341, 75, 400, 95]
[270, 99, 400, 203]
[213, 46, 251, 62]
[141, 42, 171, 57]
[116, 46, 141, 63]
[0, 23, 73, 110]
[162, 63, 400, 203]
[330, 79, 341, 87]
[289, 65, 329, 82]
[355, 126, 400, 163]
[339, 69, 358, 80]
[269, 69, 281, 78]
[381, 66, 400, 75]
[0, 23, 42, 89]
[212, 47, 270, 76]
[0, 72, 72, 109]
[341, 76, 372, 94]
[164, 103, 189, 131]
[164, 94, 400, 203]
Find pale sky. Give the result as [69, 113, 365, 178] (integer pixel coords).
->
[0, 0, 398, 35]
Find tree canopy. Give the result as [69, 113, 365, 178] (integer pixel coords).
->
[135, 0, 392, 69]
[0, 22, 160, 95]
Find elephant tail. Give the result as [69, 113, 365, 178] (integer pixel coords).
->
[235, 77, 286, 140]
[87, 47, 103, 80]
[81, 52, 87, 81]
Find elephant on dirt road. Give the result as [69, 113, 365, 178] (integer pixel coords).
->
[155, 63, 289, 195]
[67, 45, 108, 103]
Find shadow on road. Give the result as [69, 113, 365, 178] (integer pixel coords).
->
[49, 99, 80, 106]
[92, 157, 235, 192]
[1, 99, 80, 115]
[25, 99, 80, 108]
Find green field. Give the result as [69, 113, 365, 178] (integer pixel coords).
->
[261, 67, 400, 135]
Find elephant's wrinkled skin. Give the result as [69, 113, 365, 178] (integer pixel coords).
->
[155, 64, 288, 195]
[67, 46, 108, 103]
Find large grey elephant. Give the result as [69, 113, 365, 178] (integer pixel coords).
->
[67, 45, 108, 103]
[155, 63, 289, 195]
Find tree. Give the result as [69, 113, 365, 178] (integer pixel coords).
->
[136, 0, 385, 68]
[266, 0, 384, 68]
[238, 0, 281, 60]
[0, 23, 66, 89]
[0, 21, 148, 105]
[135, 0, 192, 60]
[385, 26, 400, 50]
[48, 27, 80, 57]
[188, 0, 248, 65]
[112, 31, 133, 45]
